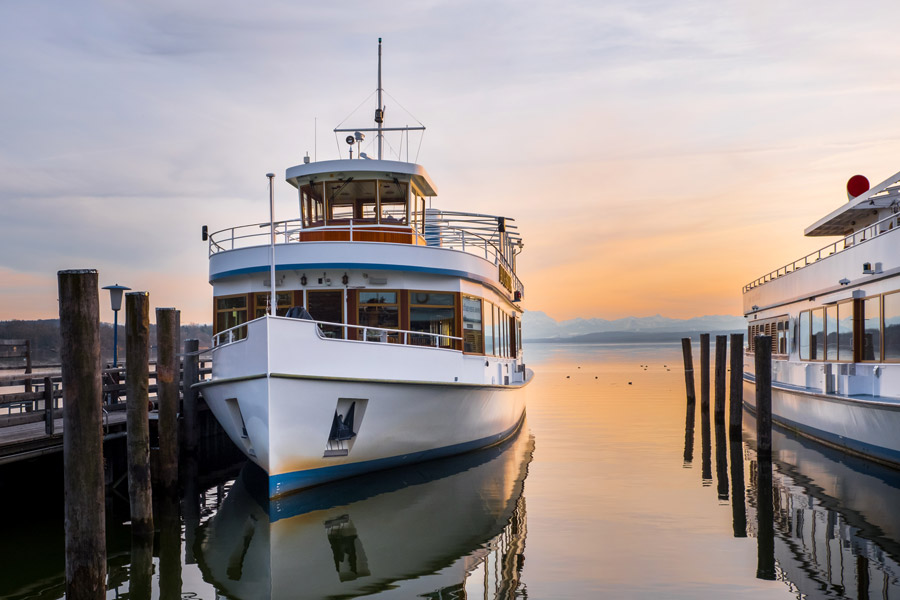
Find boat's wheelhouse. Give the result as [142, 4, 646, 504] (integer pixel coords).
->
[207, 159, 525, 365]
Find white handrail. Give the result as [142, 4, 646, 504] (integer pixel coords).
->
[213, 316, 463, 349]
[744, 212, 900, 293]
[208, 211, 525, 298]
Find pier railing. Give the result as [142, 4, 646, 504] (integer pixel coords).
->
[743, 212, 900, 292]
[0, 360, 213, 424]
[207, 210, 525, 299]
[213, 316, 463, 349]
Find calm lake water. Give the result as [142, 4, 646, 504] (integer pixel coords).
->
[2, 342, 900, 598]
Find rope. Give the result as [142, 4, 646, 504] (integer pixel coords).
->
[334, 90, 377, 130]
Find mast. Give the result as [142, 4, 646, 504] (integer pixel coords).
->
[376, 37, 384, 160]
[267, 173, 277, 315]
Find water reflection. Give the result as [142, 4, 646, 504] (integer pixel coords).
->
[742, 419, 900, 597]
[682, 395, 695, 466]
[195, 425, 535, 599]
[714, 415, 728, 501]
[729, 436, 747, 538]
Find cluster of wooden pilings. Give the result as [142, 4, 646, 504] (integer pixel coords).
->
[58, 269, 205, 599]
[681, 333, 775, 581]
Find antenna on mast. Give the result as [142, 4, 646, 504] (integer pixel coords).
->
[375, 37, 384, 160]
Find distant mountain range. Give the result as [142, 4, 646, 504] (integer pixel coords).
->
[522, 311, 745, 342]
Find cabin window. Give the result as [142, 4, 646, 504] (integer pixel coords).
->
[884, 292, 900, 361]
[253, 292, 293, 318]
[502, 310, 510, 357]
[810, 308, 824, 360]
[308, 290, 345, 339]
[837, 301, 854, 361]
[215, 295, 248, 339]
[358, 291, 399, 342]
[485, 302, 495, 356]
[462, 296, 484, 354]
[825, 305, 838, 361]
[862, 296, 881, 361]
[516, 318, 522, 353]
[799, 311, 810, 360]
[409, 292, 456, 348]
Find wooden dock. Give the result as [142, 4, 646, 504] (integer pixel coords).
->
[0, 347, 211, 466]
[0, 410, 129, 465]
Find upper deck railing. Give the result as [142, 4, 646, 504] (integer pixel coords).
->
[743, 211, 900, 293]
[208, 210, 525, 298]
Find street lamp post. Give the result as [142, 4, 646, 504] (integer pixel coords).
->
[102, 284, 131, 367]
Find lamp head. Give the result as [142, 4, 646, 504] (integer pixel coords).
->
[102, 284, 131, 311]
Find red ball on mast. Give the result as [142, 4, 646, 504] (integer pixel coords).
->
[847, 174, 870, 200]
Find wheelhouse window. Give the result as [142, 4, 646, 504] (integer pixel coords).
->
[884, 292, 900, 361]
[215, 295, 248, 339]
[358, 291, 400, 342]
[300, 183, 324, 227]
[462, 296, 484, 354]
[409, 292, 456, 348]
[380, 180, 409, 225]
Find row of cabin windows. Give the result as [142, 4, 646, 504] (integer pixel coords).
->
[747, 291, 900, 362]
[214, 289, 521, 357]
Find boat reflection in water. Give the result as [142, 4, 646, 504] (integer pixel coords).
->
[745, 419, 900, 598]
[195, 422, 534, 599]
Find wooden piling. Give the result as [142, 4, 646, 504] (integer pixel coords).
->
[24, 339, 33, 395]
[156, 307, 180, 494]
[43, 375, 55, 435]
[714, 335, 727, 416]
[700, 333, 710, 413]
[182, 339, 200, 455]
[755, 335, 773, 461]
[126, 292, 153, 537]
[680, 338, 696, 405]
[58, 269, 106, 599]
[729, 333, 744, 435]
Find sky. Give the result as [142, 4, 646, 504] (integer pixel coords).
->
[4, 0, 900, 325]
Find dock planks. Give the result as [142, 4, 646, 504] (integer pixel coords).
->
[0, 411, 128, 464]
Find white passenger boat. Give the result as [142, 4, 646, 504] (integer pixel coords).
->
[743, 170, 900, 466]
[197, 40, 531, 498]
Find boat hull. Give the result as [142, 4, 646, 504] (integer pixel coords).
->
[201, 331, 529, 498]
[743, 376, 900, 467]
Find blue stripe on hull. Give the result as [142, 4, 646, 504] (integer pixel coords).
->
[269, 414, 525, 498]
[743, 380, 900, 467]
